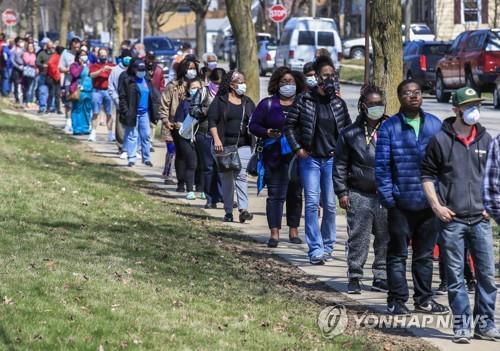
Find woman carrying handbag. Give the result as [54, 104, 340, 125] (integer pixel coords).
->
[208, 70, 255, 223]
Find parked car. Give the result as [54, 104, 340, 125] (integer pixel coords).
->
[258, 39, 277, 76]
[494, 76, 500, 109]
[140, 36, 177, 73]
[342, 37, 371, 59]
[435, 28, 500, 102]
[275, 17, 342, 72]
[401, 24, 436, 41]
[342, 24, 435, 59]
[403, 40, 451, 92]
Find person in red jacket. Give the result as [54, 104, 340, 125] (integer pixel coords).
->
[88, 48, 115, 142]
[46, 46, 64, 114]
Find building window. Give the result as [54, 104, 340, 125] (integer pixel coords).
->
[462, 0, 481, 23]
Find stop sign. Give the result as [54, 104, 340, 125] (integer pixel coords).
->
[269, 4, 287, 23]
[2, 9, 17, 27]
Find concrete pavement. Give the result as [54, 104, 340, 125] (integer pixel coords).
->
[7, 107, 500, 351]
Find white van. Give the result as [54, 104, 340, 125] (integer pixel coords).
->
[275, 17, 342, 72]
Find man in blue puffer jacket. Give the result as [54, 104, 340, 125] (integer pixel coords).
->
[375, 80, 449, 316]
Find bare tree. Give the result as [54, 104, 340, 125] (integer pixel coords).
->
[59, 0, 70, 46]
[188, 0, 211, 57]
[31, 0, 39, 40]
[147, 0, 180, 36]
[225, 0, 259, 103]
[370, 0, 403, 115]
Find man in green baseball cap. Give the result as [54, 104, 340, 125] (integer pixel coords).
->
[422, 85, 498, 343]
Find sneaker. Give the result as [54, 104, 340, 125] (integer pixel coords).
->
[309, 256, 325, 265]
[414, 300, 449, 315]
[144, 161, 153, 167]
[223, 213, 233, 222]
[371, 279, 389, 292]
[239, 210, 253, 223]
[466, 280, 476, 294]
[88, 131, 96, 142]
[204, 203, 216, 209]
[176, 185, 185, 193]
[64, 124, 72, 133]
[474, 328, 500, 341]
[267, 238, 279, 248]
[127, 162, 135, 167]
[200, 192, 206, 200]
[348, 278, 361, 294]
[289, 236, 302, 244]
[119, 152, 127, 160]
[387, 301, 411, 316]
[434, 283, 448, 295]
[322, 252, 333, 261]
[164, 179, 176, 186]
[108, 133, 116, 142]
[186, 192, 196, 200]
[453, 329, 472, 344]
[136, 153, 142, 159]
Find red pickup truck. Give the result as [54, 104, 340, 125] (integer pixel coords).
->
[435, 29, 500, 102]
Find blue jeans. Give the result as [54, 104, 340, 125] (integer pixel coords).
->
[22, 77, 36, 103]
[220, 146, 251, 214]
[2, 66, 12, 96]
[195, 132, 222, 205]
[37, 74, 49, 112]
[299, 156, 336, 258]
[124, 112, 151, 164]
[440, 219, 497, 332]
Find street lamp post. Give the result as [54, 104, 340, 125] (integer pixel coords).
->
[140, 0, 145, 43]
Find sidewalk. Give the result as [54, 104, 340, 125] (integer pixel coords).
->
[8, 108, 500, 351]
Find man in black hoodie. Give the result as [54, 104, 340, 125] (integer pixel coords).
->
[421, 87, 498, 344]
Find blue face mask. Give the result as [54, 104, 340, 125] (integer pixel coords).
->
[189, 88, 198, 97]
[122, 57, 131, 67]
[136, 71, 146, 79]
[279, 84, 296, 98]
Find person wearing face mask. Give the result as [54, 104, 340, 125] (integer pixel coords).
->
[118, 59, 161, 167]
[249, 66, 304, 247]
[302, 62, 317, 92]
[285, 55, 351, 265]
[21, 42, 38, 110]
[200, 52, 218, 84]
[88, 48, 115, 142]
[173, 79, 203, 200]
[333, 84, 389, 294]
[59, 37, 81, 132]
[35, 40, 54, 114]
[189, 68, 226, 208]
[421, 87, 498, 344]
[375, 79, 446, 317]
[10, 37, 26, 105]
[159, 56, 199, 190]
[208, 70, 256, 223]
[46, 46, 65, 114]
[69, 50, 94, 135]
[108, 49, 132, 156]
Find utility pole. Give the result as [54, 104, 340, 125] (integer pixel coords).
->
[311, 0, 316, 17]
[364, 0, 370, 84]
[140, 0, 145, 43]
[404, 0, 412, 42]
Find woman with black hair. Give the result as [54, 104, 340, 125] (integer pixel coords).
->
[333, 84, 389, 294]
[285, 55, 351, 265]
[208, 70, 255, 223]
[303, 62, 317, 91]
[159, 55, 200, 190]
[69, 50, 93, 135]
[190, 67, 226, 208]
[249, 66, 304, 247]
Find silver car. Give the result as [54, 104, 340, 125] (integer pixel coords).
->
[258, 39, 277, 76]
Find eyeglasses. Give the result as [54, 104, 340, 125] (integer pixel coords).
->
[401, 90, 422, 98]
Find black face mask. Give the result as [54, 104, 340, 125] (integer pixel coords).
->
[321, 78, 336, 96]
[99, 57, 107, 63]
[146, 63, 154, 70]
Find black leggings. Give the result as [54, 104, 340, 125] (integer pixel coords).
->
[10, 68, 22, 103]
[174, 132, 198, 192]
[47, 76, 61, 113]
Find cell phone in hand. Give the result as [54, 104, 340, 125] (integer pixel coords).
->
[271, 129, 281, 133]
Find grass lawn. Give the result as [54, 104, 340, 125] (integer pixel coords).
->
[0, 111, 385, 350]
[339, 67, 364, 84]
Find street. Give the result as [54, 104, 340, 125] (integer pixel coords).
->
[259, 77, 500, 136]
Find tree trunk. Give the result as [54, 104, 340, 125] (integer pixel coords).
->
[109, 0, 124, 57]
[31, 0, 39, 41]
[59, 0, 71, 47]
[225, 0, 260, 103]
[195, 11, 206, 57]
[370, 0, 403, 115]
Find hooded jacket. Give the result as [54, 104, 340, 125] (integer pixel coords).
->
[421, 117, 492, 222]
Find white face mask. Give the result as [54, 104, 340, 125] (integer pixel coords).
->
[80, 56, 88, 63]
[235, 83, 247, 96]
[366, 105, 385, 120]
[185, 69, 197, 80]
[279, 84, 296, 98]
[305, 76, 317, 88]
[462, 106, 480, 125]
[207, 61, 217, 70]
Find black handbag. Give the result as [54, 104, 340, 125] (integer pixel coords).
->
[215, 102, 246, 172]
[246, 140, 263, 176]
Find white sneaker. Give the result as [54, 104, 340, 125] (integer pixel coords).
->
[119, 152, 127, 159]
[136, 153, 142, 159]
[64, 124, 72, 133]
[88, 131, 96, 142]
[108, 132, 116, 142]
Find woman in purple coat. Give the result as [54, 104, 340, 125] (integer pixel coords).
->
[249, 67, 304, 247]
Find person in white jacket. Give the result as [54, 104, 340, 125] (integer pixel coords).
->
[108, 49, 132, 157]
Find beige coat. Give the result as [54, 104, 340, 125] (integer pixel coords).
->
[159, 80, 186, 142]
